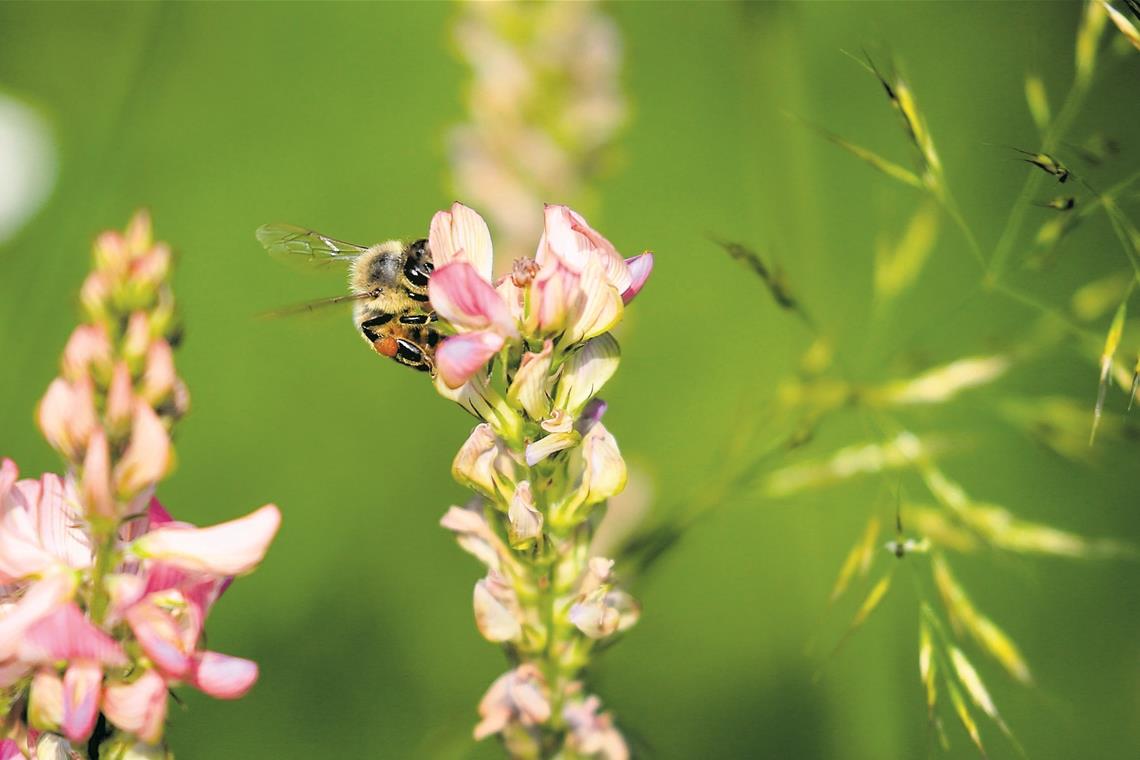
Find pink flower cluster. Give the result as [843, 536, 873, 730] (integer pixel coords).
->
[427, 203, 652, 388]
[0, 463, 279, 749]
[1, 213, 281, 756]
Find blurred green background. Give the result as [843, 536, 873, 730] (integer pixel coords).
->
[1, 2, 1137, 758]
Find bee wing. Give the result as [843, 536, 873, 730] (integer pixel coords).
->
[259, 291, 372, 319]
[256, 223, 369, 267]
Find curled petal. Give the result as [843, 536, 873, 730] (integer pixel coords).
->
[429, 202, 494, 281]
[436, 331, 506, 390]
[103, 670, 168, 744]
[473, 573, 522, 643]
[452, 424, 518, 502]
[566, 256, 624, 344]
[61, 661, 103, 743]
[507, 340, 554, 421]
[131, 504, 281, 576]
[621, 252, 654, 305]
[474, 664, 551, 741]
[569, 589, 640, 640]
[429, 262, 516, 335]
[582, 422, 627, 504]
[525, 431, 579, 467]
[554, 334, 621, 416]
[114, 403, 171, 499]
[539, 206, 631, 292]
[20, 603, 127, 667]
[189, 651, 258, 699]
[507, 481, 543, 548]
[440, 503, 516, 574]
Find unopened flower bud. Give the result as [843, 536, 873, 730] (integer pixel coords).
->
[60, 325, 112, 385]
[81, 427, 115, 520]
[114, 403, 171, 499]
[38, 378, 97, 463]
[122, 313, 151, 369]
[79, 272, 112, 324]
[140, 342, 176, 406]
[507, 481, 543, 549]
[105, 362, 135, 440]
[94, 231, 129, 276]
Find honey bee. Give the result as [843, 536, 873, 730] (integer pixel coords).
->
[256, 224, 441, 373]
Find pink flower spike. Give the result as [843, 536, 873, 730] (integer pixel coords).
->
[131, 504, 281, 576]
[114, 402, 171, 498]
[436, 331, 507, 390]
[20, 603, 127, 667]
[429, 262, 517, 336]
[190, 651, 258, 699]
[103, 670, 168, 744]
[429, 202, 494, 280]
[621, 252, 653, 305]
[61, 661, 102, 743]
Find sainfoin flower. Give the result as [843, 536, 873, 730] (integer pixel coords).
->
[428, 202, 652, 388]
[432, 201, 651, 756]
[1, 213, 281, 756]
[0, 461, 279, 746]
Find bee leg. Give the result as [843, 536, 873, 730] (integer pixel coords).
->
[359, 313, 394, 342]
[394, 339, 432, 373]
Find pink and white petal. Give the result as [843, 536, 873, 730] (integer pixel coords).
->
[114, 403, 171, 498]
[429, 202, 494, 280]
[540, 206, 631, 292]
[429, 262, 516, 336]
[621, 252, 654, 305]
[0, 482, 59, 581]
[103, 670, 168, 744]
[33, 474, 92, 571]
[0, 739, 20, 760]
[61, 661, 102, 743]
[189, 651, 258, 699]
[0, 573, 77, 660]
[131, 504, 281, 577]
[20, 603, 126, 667]
[566, 258, 624, 344]
[436, 331, 506, 390]
[126, 603, 192, 678]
